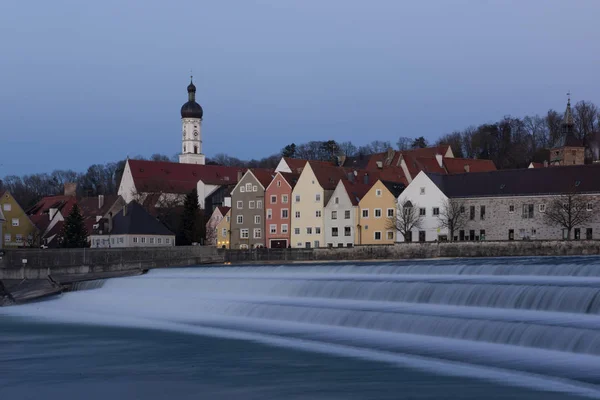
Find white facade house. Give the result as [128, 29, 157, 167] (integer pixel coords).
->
[396, 171, 448, 242]
[324, 181, 359, 247]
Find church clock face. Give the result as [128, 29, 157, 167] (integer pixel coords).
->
[194, 131, 198, 137]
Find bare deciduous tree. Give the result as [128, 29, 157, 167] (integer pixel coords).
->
[438, 198, 467, 241]
[543, 194, 596, 240]
[386, 200, 423, 242]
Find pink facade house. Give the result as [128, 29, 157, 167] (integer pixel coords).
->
[265, 172, 299, 248]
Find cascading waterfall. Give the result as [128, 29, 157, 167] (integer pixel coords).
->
[6, 256, 600, 397]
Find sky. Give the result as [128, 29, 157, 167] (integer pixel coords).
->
[1, 0, 600, 176]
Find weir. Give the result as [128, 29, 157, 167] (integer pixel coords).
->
[5, 256, 600, 396]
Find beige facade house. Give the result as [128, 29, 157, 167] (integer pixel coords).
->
[0, 191, 38, 247]
[215, 208, 231, 249]
[206, 206, 230, 246]
[324, 180, 373, 247]
[358, 180, 405, 245]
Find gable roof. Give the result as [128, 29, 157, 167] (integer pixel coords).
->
[217, 206, 230, 216]
[427, 163, 600, 198]
[250, 169, 276, 188]
[340, 180, 374, 206]
[308, 162, 350, 190]
[279, 172, 301, 188]
[128, 159, 246, 194]
[381, 180, 406, 197]
[443, 158, 497, 174]
[105, 201, 174, 236]
[282, 158, 334, 174]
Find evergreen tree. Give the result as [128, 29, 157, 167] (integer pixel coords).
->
[60, 204, 88, 248]
[281, 143, 297, 158]
[179, 188, 203, 245]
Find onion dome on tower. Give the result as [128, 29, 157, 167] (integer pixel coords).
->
[180, 77, 203, 119]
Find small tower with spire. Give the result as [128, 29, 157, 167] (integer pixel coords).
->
[179, 75, 205, 165]
[550, 93, 585, 166]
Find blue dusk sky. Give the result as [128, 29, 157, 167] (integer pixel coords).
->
[1, 0, 599, 176]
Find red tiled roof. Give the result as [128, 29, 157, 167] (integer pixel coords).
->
[283, 158, 334, 174]
[443, 158, 497, 174]
[250, 169, 276, 188]
[279, 172, 301, 188]
[341, 180, 374, 206]
[217, 206, 230, 216]
[128, 159, 246, 194]
[529, 162, 544, 169]
[29, 214, 52, 233]
[309, 162, 350, 190]
[27, 195, 77, 219]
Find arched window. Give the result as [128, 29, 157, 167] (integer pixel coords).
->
[194, 145, 198, 154]
[183, 145, 187, 153]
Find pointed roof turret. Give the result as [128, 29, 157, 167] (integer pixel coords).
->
[181, 75, 203, 119]
[564, 92, 574, 126]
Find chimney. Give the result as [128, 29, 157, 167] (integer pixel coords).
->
[64, 182, 77, 197]
[435, 154, 443, 168]
[224, 197, 231, 207]
[363, 172, 369, 185]
[237, 171, 243, 181]
[376, 161, 383, 169]
[108, 212, 113, 233]
[123, 204, 128, 217]
[543, 160, 548, 167]
[347, 172, 355, 182]
[464, 164, 470, 173]
[337, 155, 346, 167]
[98, 194, 104, 209]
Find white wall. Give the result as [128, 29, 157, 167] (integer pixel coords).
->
[117, 161, 136, 203]
[397, 171, 448, 242]
[275, 158, 292, 173]
[324, 181, 356, 247]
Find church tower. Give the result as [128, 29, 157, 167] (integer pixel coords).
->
[550, 94, 585, 166]
[179, 77, 205, 165]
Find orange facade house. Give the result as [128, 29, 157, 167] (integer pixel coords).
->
[265, 172, 299, 248]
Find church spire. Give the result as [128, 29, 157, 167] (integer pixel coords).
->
[564, 91, 574, 126]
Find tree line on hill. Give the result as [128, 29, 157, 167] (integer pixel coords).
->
[2, 99, 599, 211]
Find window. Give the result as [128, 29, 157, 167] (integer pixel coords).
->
[332, 227, 339, 237]
[254, 215, 261, 224]
[314, 240, 320, 248]
[480, 230, 486, 240]
[334, 197, 339, 204]
[315, 227, 321, 234]
[574, 228, 581, 240]
[469, 206, 475, 220]
[587, 203, 594, 211]
[294, 228, 300, 235]
[237, 201, 243, 209]
[14, 234, 22, 244]
[281, 224, 288, 234]
[376, 189, 382, 197]
[345, 210, 351, 219]
[226, 216, 230, 222]
[149, 238, 155, 244]
[2, 203, 10, 211]
[316, 194, 321, 202]
[222, 228, 228, 237]
[508, 229, 514, 241]
[11, 218, 19, 227]
[282, 195, 288, 203]
[141, 237, 146, 244]
[4, 233, 12, 242]
[315, 210, 322, 217]
[267, 209, 272, 219]
[460, 206, 465, 214]
[249, 201, 256, 209]
[469, 230, 475, 241]
[166, 238, 171, 244]
[295, 211, 301, 218]
[240, 186, 245, 193]
[375, 209, 382, 218]
[531, 228, 537, 237]
[432, 207, 440, 216]
[277, 180, 282, 187]
[509, 205, 515, 213]
[459, 230, 465, 241]
[281, 209, 289, 218]
[271, 195, 277, 204]
[419, 231, 426, 242]
[362, 209, 369, 218]
[420, 187, 425, 195]
[522, 204, 534, 219]
[387, 208, 394, 217]
[257, 200, 262, 209]
[539, 204, 546, 213]
[240, 244, 249, 250]
[307, 227, 312, 235]
[344, 226, 351, 236]
[253, 186, 258, 192]
[386, 231, 394, 240]
[237, 215, 243, 224]
[245, 183, 252, 192]
[295, 195, 300, 203]
[586, 228, 593, 240]
[480, 205, 485, 220]
[332, 211, 337, 220]
[120, 238, 124, 244]
[374, 231, 382, 240]
[270, 225, 277, 234]
[419, 208, 426, 216]
[241, 229, 249, 239]
[133, 237, 138, 243]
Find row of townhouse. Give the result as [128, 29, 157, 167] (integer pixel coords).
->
[209, 144, 496, 249]
[397, 163, 600, 242]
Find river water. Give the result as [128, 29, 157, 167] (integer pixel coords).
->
[3, 256, 600, 399]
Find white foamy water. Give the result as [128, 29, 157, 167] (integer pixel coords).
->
[5, 257, 600, 398]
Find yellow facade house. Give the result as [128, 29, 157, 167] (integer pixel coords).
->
[357, 180, 405, 245]
[215, 208, 231, 249]
[0, 191, 38, 247]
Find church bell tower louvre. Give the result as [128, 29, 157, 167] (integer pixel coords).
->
[179, 76, 205, 165]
